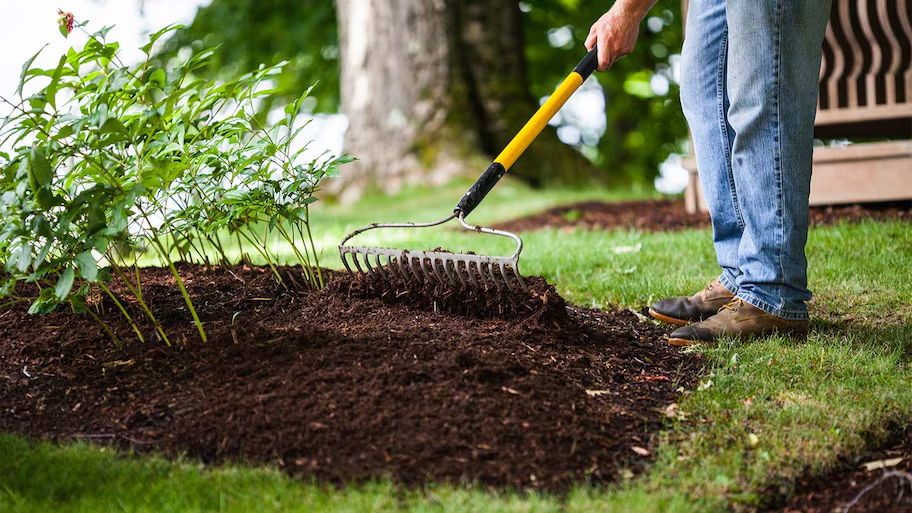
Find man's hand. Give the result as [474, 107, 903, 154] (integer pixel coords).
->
[585, 0, 658, 72]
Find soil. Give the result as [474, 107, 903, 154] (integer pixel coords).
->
[0, 265, 702, 491]
[773, 428, 912, 513]
[492, 198, 912, 233]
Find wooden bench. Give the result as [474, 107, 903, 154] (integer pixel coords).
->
[683, 0, 912, 213]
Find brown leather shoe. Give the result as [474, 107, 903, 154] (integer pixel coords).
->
[667, 299, 809, 347]
[648, 279, 735, 326]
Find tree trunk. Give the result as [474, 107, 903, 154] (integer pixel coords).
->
[333, 0, 599, 201]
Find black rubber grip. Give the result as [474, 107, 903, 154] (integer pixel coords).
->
[454, 162, 506, 217]
[573, 47, 599, 80]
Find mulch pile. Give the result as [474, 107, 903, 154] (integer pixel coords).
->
[0, 265, 700, 491]
[492, 198, 912, 233]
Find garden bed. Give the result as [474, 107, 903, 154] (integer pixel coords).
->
[0, 265, 700, 490]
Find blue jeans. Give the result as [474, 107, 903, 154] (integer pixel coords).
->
[680, 0, 832, 320]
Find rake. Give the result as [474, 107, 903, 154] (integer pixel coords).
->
[339, 47, 599, 293]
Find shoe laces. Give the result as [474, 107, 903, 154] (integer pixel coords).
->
[720, 298, 745, 312]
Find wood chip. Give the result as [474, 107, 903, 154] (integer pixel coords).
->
[861, 457, 904, 471]
[631, 446, 650, 456]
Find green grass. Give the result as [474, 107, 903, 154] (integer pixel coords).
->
[3, 180, 910, 512]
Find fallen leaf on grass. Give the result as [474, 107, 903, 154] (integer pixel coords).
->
[611, 243, 642, 254]
[861, 457, 904, 471]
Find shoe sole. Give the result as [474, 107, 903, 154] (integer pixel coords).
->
[647, 308, 691, 327]
[667, 336, 705, 347]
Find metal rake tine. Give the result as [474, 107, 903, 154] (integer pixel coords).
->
[477, 262, 494, 290]
[385, 254, 401, 281]
[419, 257, 435, 283]
[487, 262, 506, 292]
[341, 251, 354, 274]
[382, 254, 397, 280]
[512, 265, 527, 292]
[497, 263, 515, 293]
[440, 257, 465, 287]
[373, 253, 388, 280]
[350, 251, 367, 276]
[447, 258, 467, 288]
[430, 258, 447, 286]
[466, 261, 481, 289]
[393, 254, 410, 282]
[407, 256, 425, 283]
[452, 260, 468, 288]
[363, 252, 378, 279]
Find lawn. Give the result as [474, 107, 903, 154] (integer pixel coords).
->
[2, 178, 910, 512]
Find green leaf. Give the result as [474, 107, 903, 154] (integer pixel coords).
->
[53, 124, 75, 141]
[99, 117, 128, 136]
[28, 289, 59, 315]
[18, 45, 48, 97]
[70, 294, 88, 314]
[141, 24, 185, 55]
[223, 189, 250, 204]
[55, 268, 75, 300]
[36, 187, 55, 210]
[29, 145, 53, 187]
[17, 245, 32, 273]
[34, 240, 53, 267]
[74, 251, 98, 282]
[148, 68, 166, 88]
[93, 25, 114, 39]
[46, 55, 67, 111]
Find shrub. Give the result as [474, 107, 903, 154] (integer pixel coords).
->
[0, 15, 352, 345]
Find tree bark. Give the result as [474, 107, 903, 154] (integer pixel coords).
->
[333, 0, 599, 201]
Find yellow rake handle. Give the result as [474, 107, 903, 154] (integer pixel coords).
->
[455, 47, 599, 217]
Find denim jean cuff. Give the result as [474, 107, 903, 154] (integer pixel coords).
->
[718, 272, 740, 296]
[735, 292, 809, 321]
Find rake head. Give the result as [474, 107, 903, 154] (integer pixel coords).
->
[338, 213, 527, 293]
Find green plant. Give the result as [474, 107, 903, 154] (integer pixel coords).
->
[0, 15, 351, 345]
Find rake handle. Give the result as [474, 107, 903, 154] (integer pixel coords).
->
[454, 47, 599, 217]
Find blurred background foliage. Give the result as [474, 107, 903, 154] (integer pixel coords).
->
[160, 0, 687, 185]
[159, 0, 341, 113]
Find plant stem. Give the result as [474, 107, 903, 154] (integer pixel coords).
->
[302, 205, 324, 288]
[83, 301, 123, 348]
[275, 223, 315, 288]
[96, 281, 148, 345]
[149, 236, 207, 342]
[0, 298, 33, 309]
[237, 228, 285, 288]
[137, 207, 207, 342]
[106, 258, 172, 346]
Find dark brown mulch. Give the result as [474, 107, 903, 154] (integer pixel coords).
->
[773, 428, 912, 513]
[492, 198, 912, 233]
[0, 265, 701, 491]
